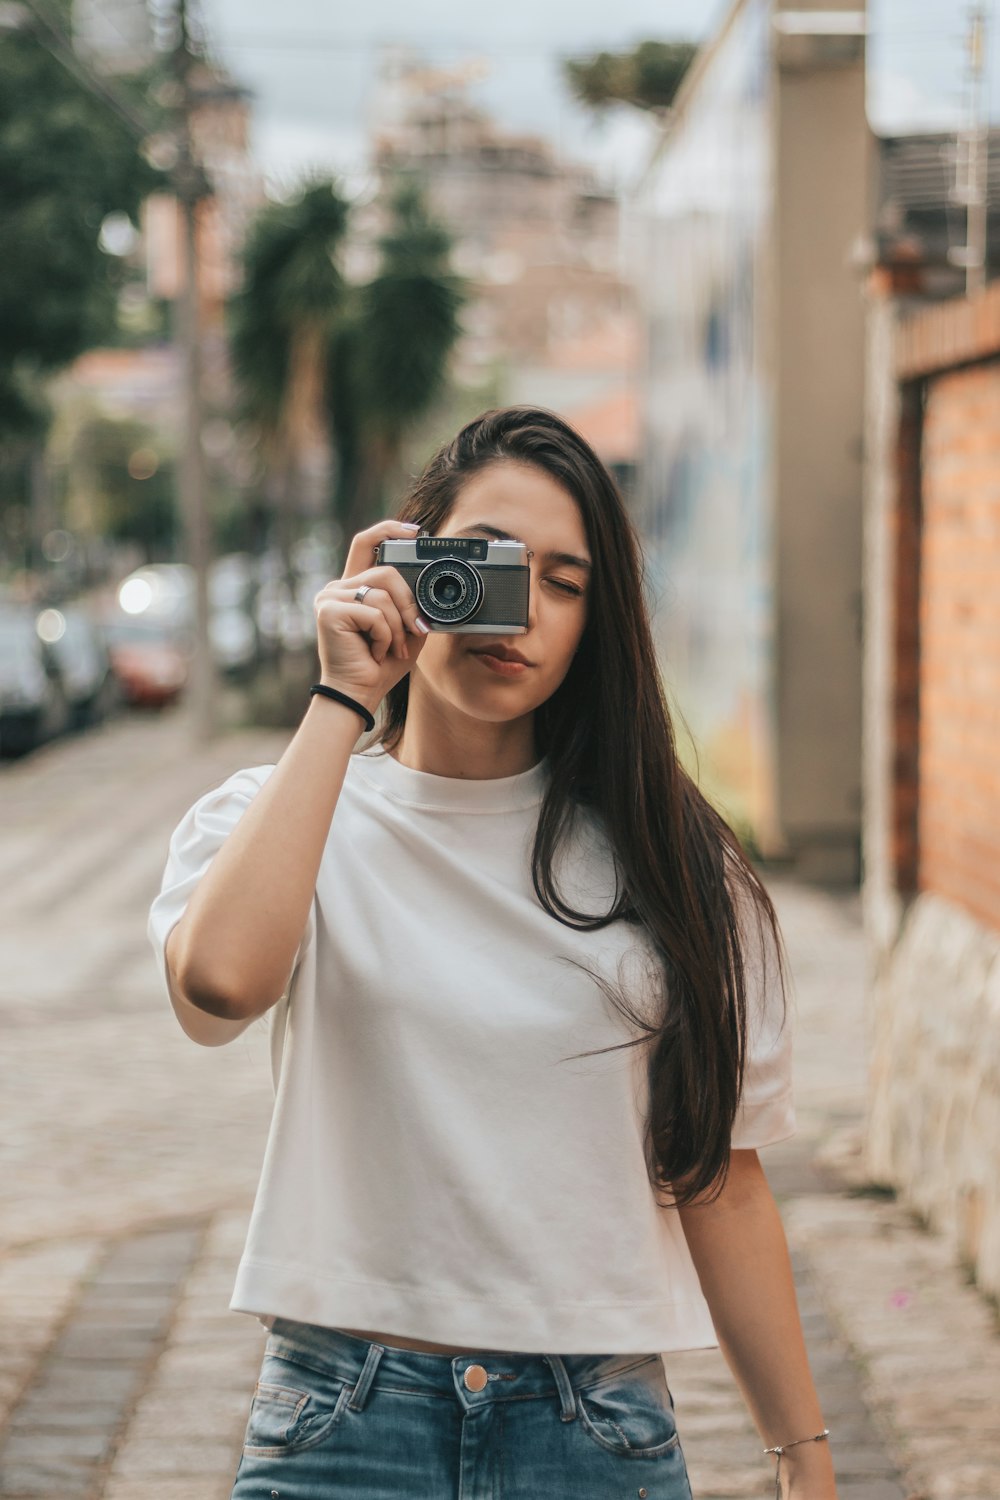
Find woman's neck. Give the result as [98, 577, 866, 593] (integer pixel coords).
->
[391, 684, 538, 781]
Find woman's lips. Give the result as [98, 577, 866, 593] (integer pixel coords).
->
[472, 652, 531, 677]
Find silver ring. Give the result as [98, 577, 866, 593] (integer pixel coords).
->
[354, 585, 372, 604]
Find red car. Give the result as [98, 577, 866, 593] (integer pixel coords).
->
[100, 611, 191, 708]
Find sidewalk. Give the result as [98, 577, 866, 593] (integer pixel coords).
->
[0, 708, 996, 1499]
[668, 879, 1000, 1500]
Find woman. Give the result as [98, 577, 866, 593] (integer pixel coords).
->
[149, 407, 836, 1500]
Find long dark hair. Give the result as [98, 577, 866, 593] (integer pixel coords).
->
[377, 406, 788, 1207]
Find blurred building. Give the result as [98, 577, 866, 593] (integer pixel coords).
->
[364, 57, 638, 482]
[628, 0, 869, 881]
[863, 211, 1000, 1300]
[875, 129, 1000, 300]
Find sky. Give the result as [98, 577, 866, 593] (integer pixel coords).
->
[191, 0, 998, 193]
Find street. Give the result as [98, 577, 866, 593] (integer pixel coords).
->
[0, 709, 997, 1500]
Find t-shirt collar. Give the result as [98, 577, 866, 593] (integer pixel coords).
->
[355, 747, 548, 813]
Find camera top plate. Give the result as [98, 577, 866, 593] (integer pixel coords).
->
[377, 537, 527, 566]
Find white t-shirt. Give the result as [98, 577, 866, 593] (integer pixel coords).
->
[148, 747, 794, 1355]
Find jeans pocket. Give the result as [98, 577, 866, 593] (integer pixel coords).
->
[242, 1363, 351, 1458]
[576, 1357, 680, 1459]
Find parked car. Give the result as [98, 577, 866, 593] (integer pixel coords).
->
[0, 605, 73, 756]
[99, 610, 190, 709]
[208, 553, 260, 679]
[116, 558, 259, 678]
[253, 544, 333, 656]
[38, 602, 123, 729]
[117, 562, 192, 623]
[210, 551, 257, 610]
[209, 607, 258, 680]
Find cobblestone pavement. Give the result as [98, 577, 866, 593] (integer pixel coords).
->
[0, 708, 997, 1499]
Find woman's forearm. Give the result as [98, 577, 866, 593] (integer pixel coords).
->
[168, 694, 366, 1021]
[677, 1149, 837, 1499]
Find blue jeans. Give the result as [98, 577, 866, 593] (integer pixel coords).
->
[231, 1319, 695, 1499]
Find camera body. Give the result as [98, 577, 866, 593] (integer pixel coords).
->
[376, 536, 529, 633]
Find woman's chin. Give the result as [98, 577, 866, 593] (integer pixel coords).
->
[413, 660, 548, 724]
[441, 681, 541, 725]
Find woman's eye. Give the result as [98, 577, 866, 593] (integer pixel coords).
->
[547, 579, 584, 597]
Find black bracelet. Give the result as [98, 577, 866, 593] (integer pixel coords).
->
[309, 684, 376, 733]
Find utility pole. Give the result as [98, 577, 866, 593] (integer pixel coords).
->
[15, 0, 219, 725]
[171, 0, 217, 741]
[950, 6, 990, 295]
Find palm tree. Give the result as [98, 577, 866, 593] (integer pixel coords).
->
[332, 180, 465, 536]
[230, 179, 350, 608]
[231, 175, 463, 629]
[563, 40, 697, 115]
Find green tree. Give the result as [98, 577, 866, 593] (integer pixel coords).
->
[332, 180, 465, 535]
[73, 414, 177, 558]
[0, 17, 161, 445]
[563, 40, 698, 115]
[229, 179, 350, 592]
[231, 176, 465, 551]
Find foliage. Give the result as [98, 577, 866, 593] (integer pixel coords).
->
[229, 180, 350, 438]
[73, 414, 176, 556]
[228, 178, 351, 606]
[232, 174, 465, 542]
[355, 182, 465, 436]
[563, 40, 698, 115]
[332, 180, 466, 531]
[0, 21, 162, 442]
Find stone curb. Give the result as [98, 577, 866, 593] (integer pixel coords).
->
[785, 1190, 1000, 1500]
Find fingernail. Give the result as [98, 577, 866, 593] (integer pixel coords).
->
[401, 521, 420, 530]
[413, 616, 430, 633]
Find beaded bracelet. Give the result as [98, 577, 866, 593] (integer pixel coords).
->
[763, 1428, 830, 1499]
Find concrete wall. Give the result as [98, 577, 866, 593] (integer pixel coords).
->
[773, 47, 869, 883]
[629, 0, 868, 879]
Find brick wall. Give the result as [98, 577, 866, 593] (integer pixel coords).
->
[864, 280, 1000, 1299]
[918, 363, 1000, 930]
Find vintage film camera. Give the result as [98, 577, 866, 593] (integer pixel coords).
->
[375, 536, 529, 633]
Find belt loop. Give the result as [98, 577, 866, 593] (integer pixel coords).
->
[348, 1342, 384, 1411]
[543, 1355, 578, 1422]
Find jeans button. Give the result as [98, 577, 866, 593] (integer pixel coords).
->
[464, 1364, 488, 1391]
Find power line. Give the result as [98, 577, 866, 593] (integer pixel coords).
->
[206, 24, 975, 51]
[204, 31, 703, 58]
[20, 0, 154, 141]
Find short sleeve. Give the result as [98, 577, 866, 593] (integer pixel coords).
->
[728, 867, 796, 1150]
[147, 764, 316, 1028]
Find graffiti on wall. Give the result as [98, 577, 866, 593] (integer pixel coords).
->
[632, 0, 777, 845]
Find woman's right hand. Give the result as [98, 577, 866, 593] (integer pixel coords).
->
[312, 519, 431, 710]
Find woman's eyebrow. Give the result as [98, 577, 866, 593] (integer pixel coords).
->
[452, 522, 592, 572]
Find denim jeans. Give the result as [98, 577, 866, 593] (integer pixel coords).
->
[231, 1318, 695, 1500]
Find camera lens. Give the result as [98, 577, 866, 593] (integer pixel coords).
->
[415, 557, 484, 624]
[431, 573, 463, 608]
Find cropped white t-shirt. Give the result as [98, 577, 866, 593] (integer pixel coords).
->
[147, 748, 795, 1355]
